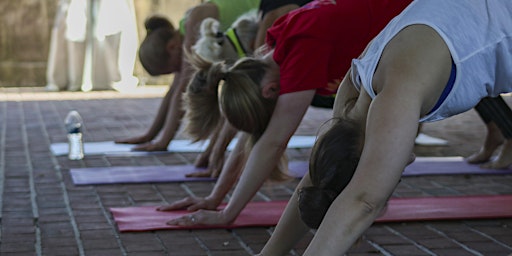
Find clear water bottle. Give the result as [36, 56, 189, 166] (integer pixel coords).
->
[65, 110, 84, 160]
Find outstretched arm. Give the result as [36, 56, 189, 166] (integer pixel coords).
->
[303, 25, 453, 255]
[160, 132, 249, 212]
[130, 3, 220, 151]
[258, 173, 312, 255]
[115, 82, 174, 145]
[167, 90, 316, 225]
[130, 74, 187, 151]
[304, 86, 420, 255]
[220, 90, 315, 222]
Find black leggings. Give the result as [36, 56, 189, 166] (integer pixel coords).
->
[310, 94, 335, 109]
[474, 96, 512, 138]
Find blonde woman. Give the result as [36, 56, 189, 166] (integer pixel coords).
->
[257, 1, 512, 254]
[161, 0, 412, 225]
[182, 11, 260, 177]
[187, 0, 315, 178]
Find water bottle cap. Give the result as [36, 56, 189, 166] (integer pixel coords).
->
[65, 111, 83, 133]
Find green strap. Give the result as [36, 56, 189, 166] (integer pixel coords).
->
[225, 28, 246, 58]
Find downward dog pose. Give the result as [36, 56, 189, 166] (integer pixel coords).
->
[161, 0, 412, 226]
[187, 0, 312, 177]
[257, 1, 512, 255]
[182, 11, 261, 177]
[114, 0, 259, 175]
[188, 0, 314, 178]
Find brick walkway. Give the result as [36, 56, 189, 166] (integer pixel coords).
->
[0, 87, 511, 256]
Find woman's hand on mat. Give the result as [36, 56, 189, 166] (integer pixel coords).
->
[166, 209, 231, 226]
[157, 196, 219, 212]
[115, 135, 151, 145]
[131, 141, 168, 152]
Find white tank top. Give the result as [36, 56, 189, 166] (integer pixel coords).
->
[351, 0, 512, 122]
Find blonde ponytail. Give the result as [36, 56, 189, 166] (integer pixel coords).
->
[220, 58, 289, 182]
[183, 62, 227, 141]
[219, 58, 275, 136]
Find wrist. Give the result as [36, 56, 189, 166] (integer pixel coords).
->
[219, 207, 237, 224]
[205, 194, 224, 207]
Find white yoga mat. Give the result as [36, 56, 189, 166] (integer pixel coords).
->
[50, 135, 316, 156]
[414, 133, 448, 146]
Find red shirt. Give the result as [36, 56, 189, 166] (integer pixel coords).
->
[266, 0, 412, 96]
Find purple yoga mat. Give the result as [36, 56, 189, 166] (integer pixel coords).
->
[70, 161, 308, 185]
[402, 157, 512, 176]
[70, 157, 512, 185]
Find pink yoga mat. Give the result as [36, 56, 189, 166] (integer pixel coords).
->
[111, 201, 284, 231]
[110, 195, 512, 232]
[71, 157, 512, 185]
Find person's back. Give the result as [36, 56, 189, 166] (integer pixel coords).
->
[267, 0, 413, 96]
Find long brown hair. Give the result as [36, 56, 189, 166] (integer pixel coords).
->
[298, 118, 364, 228]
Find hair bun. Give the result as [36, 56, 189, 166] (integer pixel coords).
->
[144, 16, 172, 32]
[298, 186, 337, 229]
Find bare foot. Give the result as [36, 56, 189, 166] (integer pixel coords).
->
[466, 147, 500, 164]
[115, 135, 151, 145]
[480, 140, 512, 169]
[466, 122, 504, 164]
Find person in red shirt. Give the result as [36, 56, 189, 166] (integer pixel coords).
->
[162, 0, 412, 226]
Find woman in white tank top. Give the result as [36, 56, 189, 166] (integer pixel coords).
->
[257, 1, 512, 255]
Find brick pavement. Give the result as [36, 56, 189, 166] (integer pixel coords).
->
[0, 87, 511, 256]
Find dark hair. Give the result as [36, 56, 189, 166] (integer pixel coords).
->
[139, 16, 176, 75]
[298, 118, 363, 229]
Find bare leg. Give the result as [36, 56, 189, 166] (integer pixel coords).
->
[466, 122, 504, 164]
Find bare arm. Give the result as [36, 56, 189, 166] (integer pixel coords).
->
[135, 3, 220, 151]
[166, 90, 316, 225]
[114, 79, 177, 145]
[304, 88, 420, 255]
[161, 132, 248, 212]
[258, 173, 312, 255]
[221, 90, 315, 221]
[303, 25, 453, 255]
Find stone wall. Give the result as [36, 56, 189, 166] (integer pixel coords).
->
[0, 0, 201, 88]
